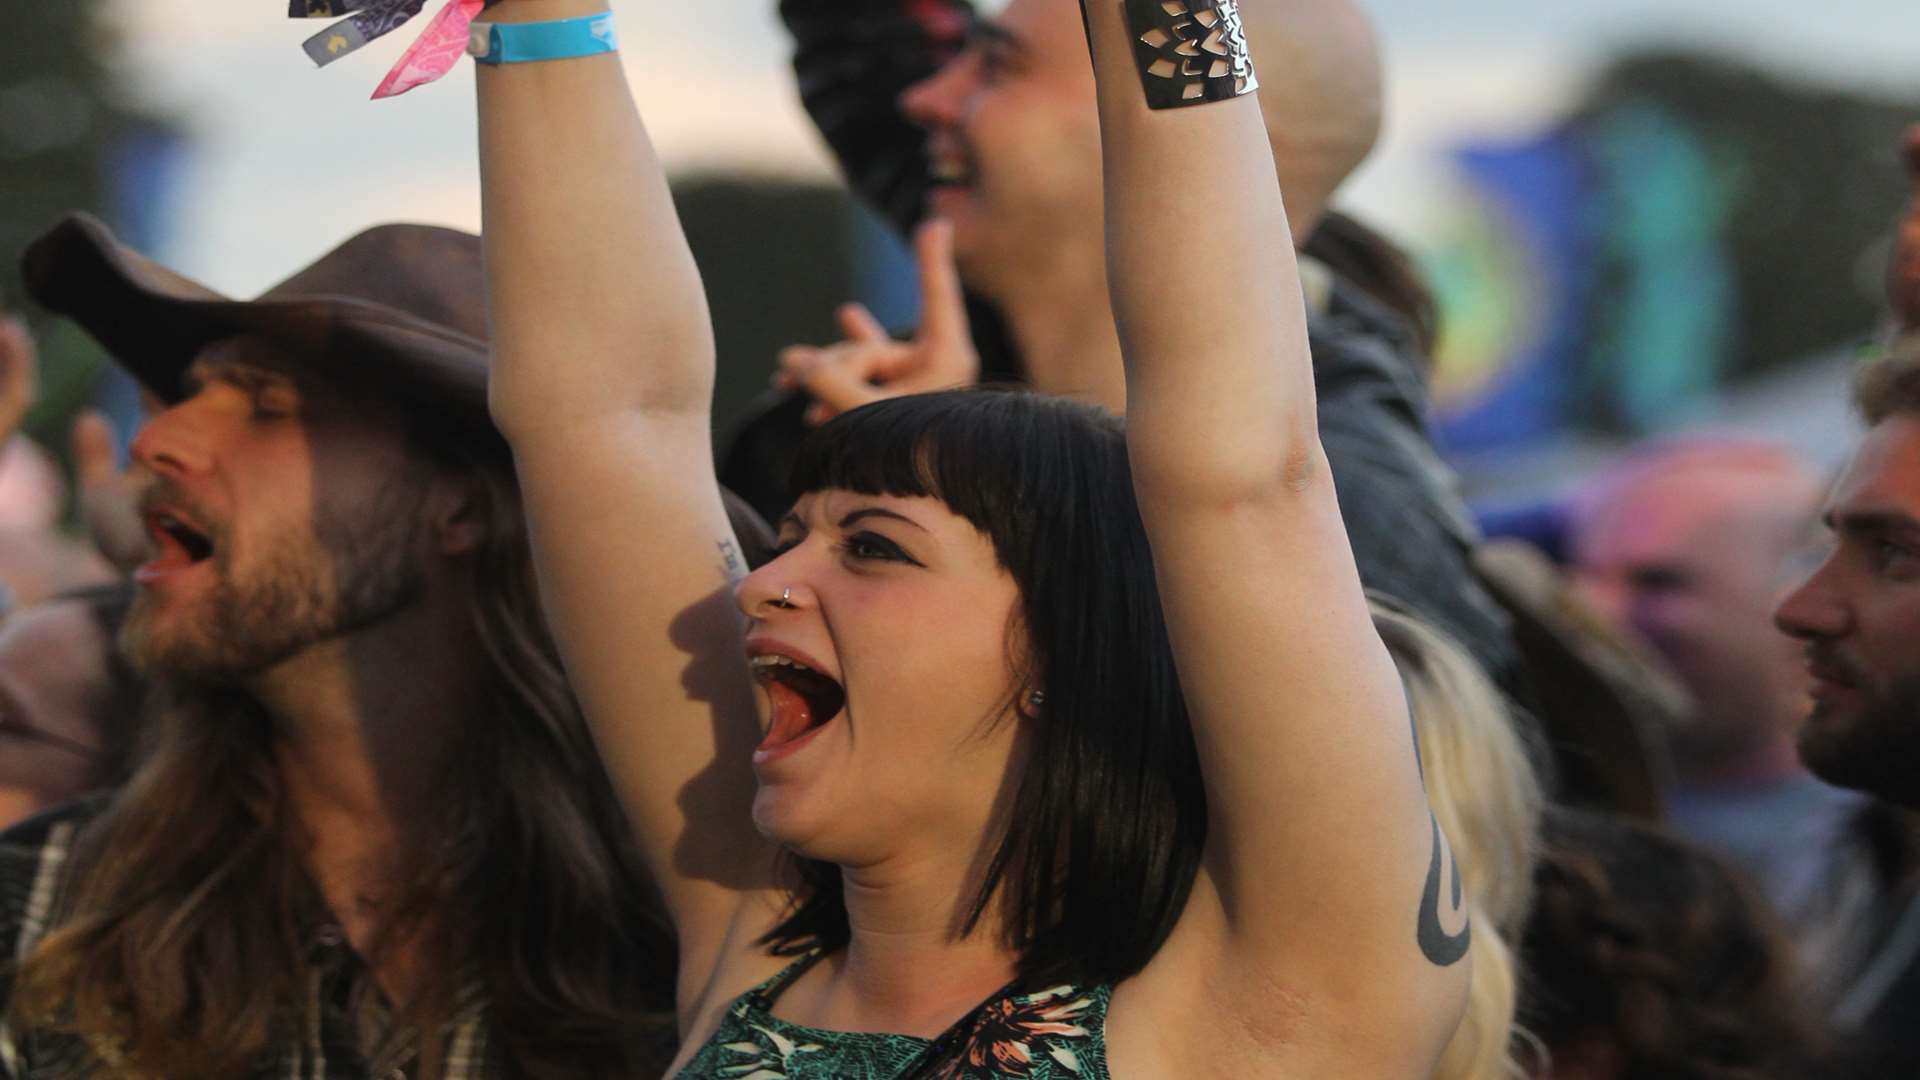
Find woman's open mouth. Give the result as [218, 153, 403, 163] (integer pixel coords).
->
[748, 652, 846, 763]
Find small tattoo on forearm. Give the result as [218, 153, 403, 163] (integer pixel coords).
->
[717, 538, 746, 582]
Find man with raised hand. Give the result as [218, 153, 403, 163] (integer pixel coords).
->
[725, 0, 1523, 693]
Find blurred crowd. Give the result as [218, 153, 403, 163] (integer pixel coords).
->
[0, 0, 1915, 1077]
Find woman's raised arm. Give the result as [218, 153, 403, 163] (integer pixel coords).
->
[475, 0, 777, 1006]
[1081, 0, 1470, 1070]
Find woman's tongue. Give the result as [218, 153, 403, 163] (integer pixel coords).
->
[760, 678, 821, 751]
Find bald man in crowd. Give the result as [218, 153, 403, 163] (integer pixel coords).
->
[726, 0, 1522, 692]
[1571, 440, 1862, 924]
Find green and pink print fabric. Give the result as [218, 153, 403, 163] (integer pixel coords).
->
[677, 975, 1111, 1080]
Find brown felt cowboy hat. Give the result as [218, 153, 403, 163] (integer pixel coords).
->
[22, 211, 504, 454]
[21, 212, 782, 562]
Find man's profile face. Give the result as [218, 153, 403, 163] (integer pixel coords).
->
[1775, 415, 1920, 806]
[121, 336, 435, 682]
[899, 0, 1105, 297]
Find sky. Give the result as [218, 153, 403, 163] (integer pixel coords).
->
[102, 0, 1918, 294]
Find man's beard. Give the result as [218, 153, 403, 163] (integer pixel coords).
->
[123, 475, 430, 684]
[1798, 668, 1920, 810]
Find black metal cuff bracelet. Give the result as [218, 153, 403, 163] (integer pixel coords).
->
[1123, 0, 1259, 110]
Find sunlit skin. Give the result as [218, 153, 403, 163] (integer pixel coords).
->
[1774, 415, 1920, 807]
[1572, 453, 1819, 785]
[0, 599, 115, 828]
[737, 491, 1028, 872]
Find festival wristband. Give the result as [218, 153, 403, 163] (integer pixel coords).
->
[300, 0, 427, 67]
[374, 0, 485, 98]
[1122, 0, 1258, 110]
[289, 0, 491, 97]
[290, 0, 367, 19]
[466, 12, 618, 65]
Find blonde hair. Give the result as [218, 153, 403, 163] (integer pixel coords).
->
[1373, 603, 1545, 1080]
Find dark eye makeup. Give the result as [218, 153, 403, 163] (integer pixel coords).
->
[842, 531, 923, 566]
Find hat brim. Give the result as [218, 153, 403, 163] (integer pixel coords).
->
[22, 214, 501, 452]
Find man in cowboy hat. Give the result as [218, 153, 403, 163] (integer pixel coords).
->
[0, 215, 770, 1078]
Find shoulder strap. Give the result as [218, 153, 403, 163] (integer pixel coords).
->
[749, 948, 829, 1010]
[899, 977, 1030, 1080]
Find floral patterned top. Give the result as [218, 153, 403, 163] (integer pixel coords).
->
[676, 953, 1112, 1080]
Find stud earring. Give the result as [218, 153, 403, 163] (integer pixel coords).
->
[1027, 689, 1046, 708]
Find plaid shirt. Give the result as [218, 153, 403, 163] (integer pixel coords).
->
[0, 799, 494, 1080]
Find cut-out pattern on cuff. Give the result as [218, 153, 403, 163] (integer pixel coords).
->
[1124, 0, 1259, 110]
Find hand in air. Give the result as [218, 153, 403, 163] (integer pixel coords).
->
[775, 218, 980, 427]
[0, 317, 41, 448]
[71, 410, 145, 572]
[1894, 125, 1920, 333]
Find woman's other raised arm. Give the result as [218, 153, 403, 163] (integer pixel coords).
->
[475, 0, 776, 1010]
[1081, 0, 1468, 1071]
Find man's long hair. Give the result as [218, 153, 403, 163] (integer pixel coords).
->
[10, 438, 677, 1078]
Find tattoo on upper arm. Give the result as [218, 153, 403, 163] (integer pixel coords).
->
[717, 539, 746, 583]
[1122, 0, 1259, 110]
[1409, 708, 1471, 967]
[1417, 814, 1471, 966]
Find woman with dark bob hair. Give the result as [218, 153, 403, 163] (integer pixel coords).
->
[473, 0, 1469, 1074]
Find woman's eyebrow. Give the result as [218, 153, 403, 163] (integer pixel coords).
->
[838, 507, 927, 533]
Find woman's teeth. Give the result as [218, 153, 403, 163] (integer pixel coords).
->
[750, 654, 815, 673]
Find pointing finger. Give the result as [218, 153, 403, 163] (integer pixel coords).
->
[794, 355, 884, 419]
[836, 302, 891, 344]
[71, 410, 121, 489]
[913, 218, 969, 344]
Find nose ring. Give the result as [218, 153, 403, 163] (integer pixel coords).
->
[772, 587, 795, 610]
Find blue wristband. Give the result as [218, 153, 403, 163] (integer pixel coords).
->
[467, 12, 618, 65]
